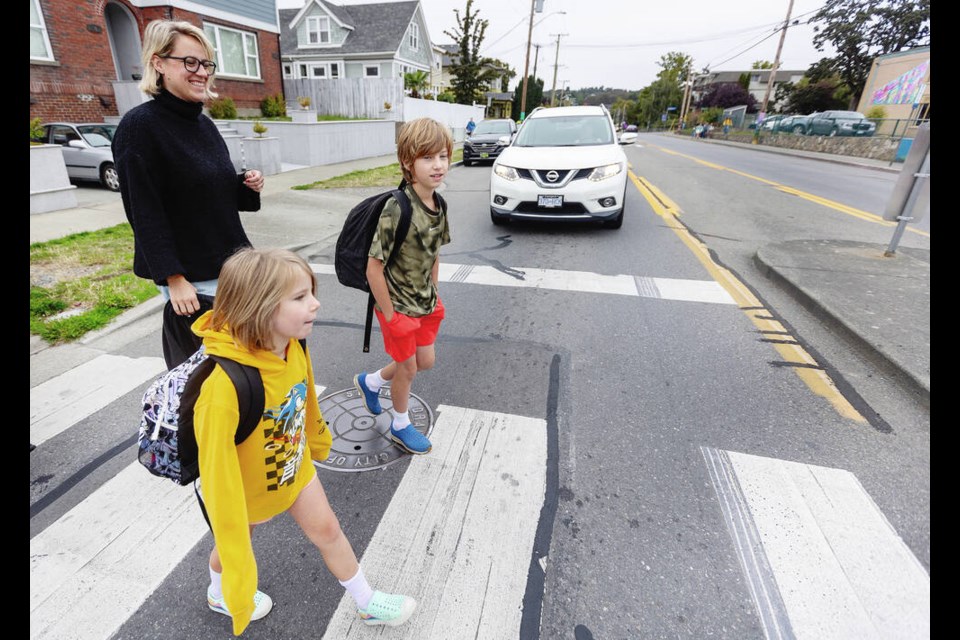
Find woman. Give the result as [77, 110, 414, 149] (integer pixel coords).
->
[112, 19, 264, 369]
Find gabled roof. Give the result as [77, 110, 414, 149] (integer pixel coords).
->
[279, 0, 421, 56]
[695, 69, 805, 86]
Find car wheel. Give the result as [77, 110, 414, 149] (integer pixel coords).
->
[101, 162, 120, 192]
[490, 208, 507, 226]
[792, 125, 804, 134]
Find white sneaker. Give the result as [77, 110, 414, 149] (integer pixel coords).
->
[207, 587, 273, 621]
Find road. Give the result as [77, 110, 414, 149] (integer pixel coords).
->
[30, 137, 929, 640]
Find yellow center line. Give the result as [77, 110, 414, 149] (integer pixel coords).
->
[646, 144, 929, 237]
[629, 169, 866, 424]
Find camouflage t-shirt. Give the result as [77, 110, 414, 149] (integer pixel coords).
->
[368, 184, 451, 317]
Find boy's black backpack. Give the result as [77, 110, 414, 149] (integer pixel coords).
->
[334, 179, 446, 352]
[137, 340, 306, 486]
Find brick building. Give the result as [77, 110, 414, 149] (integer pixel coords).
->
[30, 0, 283, 122]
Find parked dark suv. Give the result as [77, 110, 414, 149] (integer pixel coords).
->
[462, 118, 517, 166]
[805, 111, 876, 137]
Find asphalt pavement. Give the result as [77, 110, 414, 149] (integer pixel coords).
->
[29, 139, 930, 400]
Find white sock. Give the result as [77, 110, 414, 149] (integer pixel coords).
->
[339, 566, 374, 610]
[392, 410, 411, 430]
[365, 370, 386, 392]
[209, 566, 223, 599]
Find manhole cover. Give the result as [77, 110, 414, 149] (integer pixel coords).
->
[315, 386, 434, 472]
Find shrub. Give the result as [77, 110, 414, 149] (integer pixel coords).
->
[436, 91, 456, 104]
[297, 95, 312, 109]
[383, 101, 392, 111]
[865, 105, 886, 120]
[253, 121, 268, 137]
[260, 93, 287, 118]
[30, 117, 44, 142]
[208, 96, 237, 119]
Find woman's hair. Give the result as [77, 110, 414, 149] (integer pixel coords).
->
[397, 118, 454, 182]
[210, 248, 317, 352]
[138, 19, 218, 99]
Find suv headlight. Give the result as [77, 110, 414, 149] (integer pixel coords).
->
[587, 163, 623, 182]
[493, 164, 520, 181]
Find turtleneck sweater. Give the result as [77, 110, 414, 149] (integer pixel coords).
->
[112, 89, 259, 285]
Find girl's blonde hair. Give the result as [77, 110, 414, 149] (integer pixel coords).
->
[397, 118, 453, 182]
[138, 19, 218, 100]
[210, 248, 317, 352]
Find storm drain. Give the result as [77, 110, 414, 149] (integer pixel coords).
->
[315, 386, 434, 472]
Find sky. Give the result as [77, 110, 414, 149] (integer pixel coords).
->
[275, 0, 838, 91]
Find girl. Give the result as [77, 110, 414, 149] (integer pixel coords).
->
[192, 247, 415, 636]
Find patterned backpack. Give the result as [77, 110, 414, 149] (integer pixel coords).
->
[137, 344, 275, 486]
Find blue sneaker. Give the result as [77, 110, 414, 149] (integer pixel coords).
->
[353, 372, 382, 415]
[390, 422, 432, 455]
[358, 591, 416, 626]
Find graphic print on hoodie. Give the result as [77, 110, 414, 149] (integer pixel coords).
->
[263, 381, 309, 490]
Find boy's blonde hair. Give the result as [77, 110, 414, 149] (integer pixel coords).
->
[397, 118, 454, 182]
[138, 19, 218, 100]
[210, 248, 317, 352]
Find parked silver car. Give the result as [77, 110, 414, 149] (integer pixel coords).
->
[33, 122, 120, 191]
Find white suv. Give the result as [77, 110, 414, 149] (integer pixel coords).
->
[489, 105, 628, 229]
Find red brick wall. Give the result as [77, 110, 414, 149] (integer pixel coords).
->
[30, 1, 283, 122]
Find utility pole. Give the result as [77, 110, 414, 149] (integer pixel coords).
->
[759, 0, 795, 122]
[532, 43, 541, 79]
[519, 0, 538, 121]
[549, 32, 567, 107]
[677, 67, 692, 131]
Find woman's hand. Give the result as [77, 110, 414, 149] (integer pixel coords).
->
[243, 170, 264, 193]
[167, 275, 200, 316]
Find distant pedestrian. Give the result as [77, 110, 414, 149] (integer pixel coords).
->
[112, 19, 264, 370]
[722, 117, 732, 136]
[465, 117, 476, 136]
[192, 247, 417, 635]
[353, 118, 453, 456]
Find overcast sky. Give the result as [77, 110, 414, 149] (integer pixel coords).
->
[275, 0, 838, 91]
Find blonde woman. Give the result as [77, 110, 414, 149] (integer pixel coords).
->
[112, 19, 264, 369]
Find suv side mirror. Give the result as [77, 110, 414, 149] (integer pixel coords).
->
[497, 135, 511, 145]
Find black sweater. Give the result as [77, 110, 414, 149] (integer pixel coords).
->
[112, 89, 260, 285]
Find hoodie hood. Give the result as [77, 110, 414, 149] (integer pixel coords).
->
[191, 311, 289, 374]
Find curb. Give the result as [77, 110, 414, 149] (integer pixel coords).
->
[753, 249, 929, 402]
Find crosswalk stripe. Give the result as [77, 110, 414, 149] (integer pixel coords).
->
[703, 447, 929, 640]
[29, 385, 326, 640]
[30, 354, 166, 446]
[310, 263, 735, 305]
[321, 404, 547, 639]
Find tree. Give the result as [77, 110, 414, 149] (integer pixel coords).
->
[810, 0, 929, 108]
[698, 82, 758, 112]
[655, 51, 693, 86]
[443, 0, 489, 105]
[751, 60, 774, 69]
[511, 76, 543, 121]
[784, 78, 848, 114]
[403, 70, 430, 99]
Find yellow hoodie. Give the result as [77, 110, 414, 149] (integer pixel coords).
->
[191, 311, 332, 636]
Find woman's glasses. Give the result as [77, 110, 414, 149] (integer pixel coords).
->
[161, 55, 217, 74]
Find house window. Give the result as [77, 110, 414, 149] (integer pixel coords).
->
[30, 0, 54, 61]
[311, 66, 327, 78]
[751, 73, 761, 83]
[365, 65, 380, 78]
[299, 64, 308, 78]
[283, 63, 294, 79]
[307, 16, 331, 44]
[330, 63, 339, 79]
[915, 103, 930, 124]
[204, 23, 260, 79]
[408, 23, 419, 50]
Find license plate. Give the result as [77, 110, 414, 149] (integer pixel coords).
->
[538, 195, 563, 208]
[480, 152, 489, 158]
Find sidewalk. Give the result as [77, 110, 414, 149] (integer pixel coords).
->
[29, 145, 929, 399]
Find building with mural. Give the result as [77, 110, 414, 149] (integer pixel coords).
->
[856, 46, 929, 135]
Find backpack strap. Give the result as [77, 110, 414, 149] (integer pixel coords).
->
[363, 187, 413, 353]
[209, 356, 264, 445]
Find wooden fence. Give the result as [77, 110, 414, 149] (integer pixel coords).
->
[283, 77, 405, 120]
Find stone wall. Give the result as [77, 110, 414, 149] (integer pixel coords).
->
[698, 130, 902, 162]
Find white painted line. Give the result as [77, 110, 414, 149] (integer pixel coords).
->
[726, 450, 929, 640]
[321, 404, 547, 639]
[30, 355, 167, 446]
[30, 464, 208, 640]
[311, 262, 735, 305]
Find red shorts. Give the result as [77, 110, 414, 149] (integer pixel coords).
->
[376, 298, 445, 362]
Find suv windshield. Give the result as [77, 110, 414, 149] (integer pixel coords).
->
[473, 120, 513, 135]
[513, 115, 613, 147]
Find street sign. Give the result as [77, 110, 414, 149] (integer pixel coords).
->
[661, 114, 667, 122]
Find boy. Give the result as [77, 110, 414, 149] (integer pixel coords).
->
[353, 118, 452, 455]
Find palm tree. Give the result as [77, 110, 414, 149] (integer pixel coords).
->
[404, 70, 430, 99]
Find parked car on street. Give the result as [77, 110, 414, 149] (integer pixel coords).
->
[805, 111, 876, 137]
[462, 118, 518, 166]
[771, 114, 815, 134]
[489, 105, 627, 229]
[32, 122, 120, 191]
